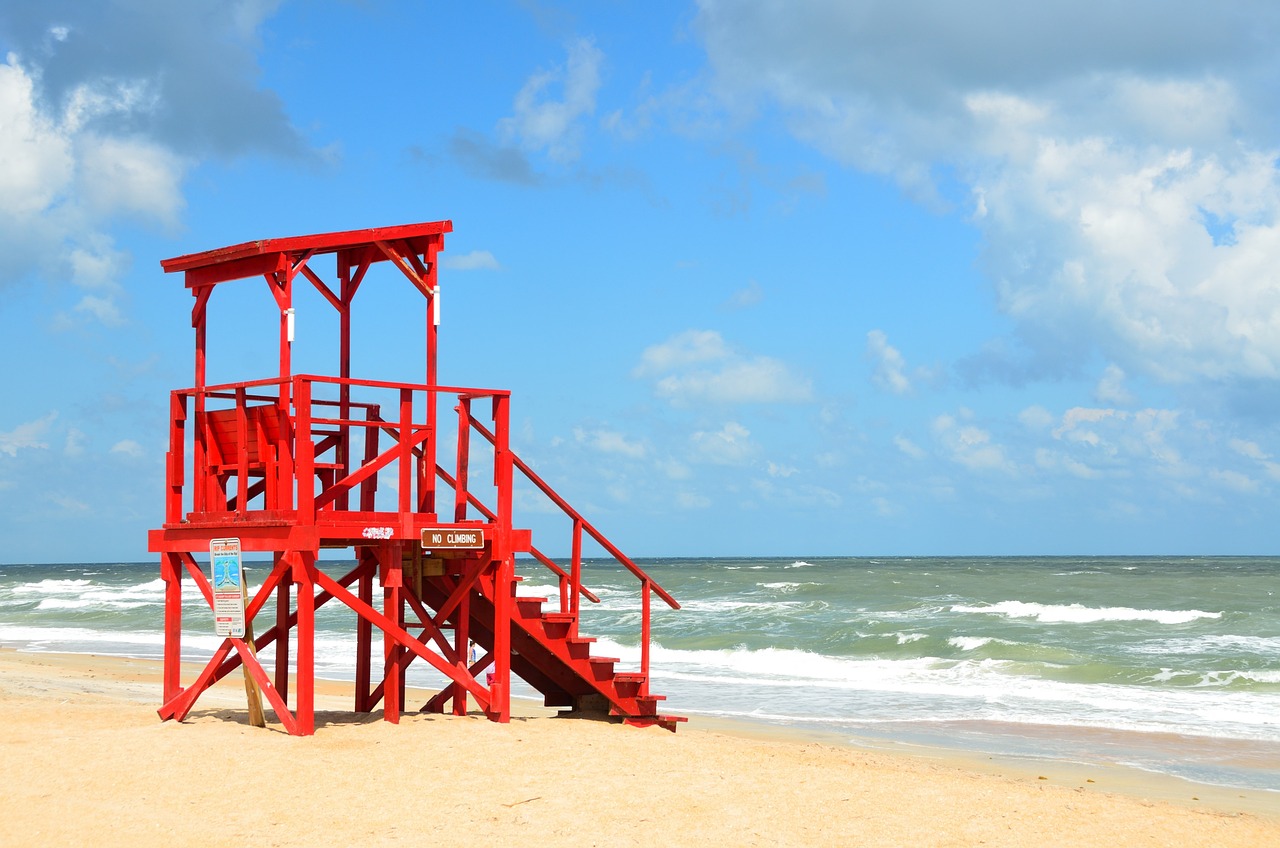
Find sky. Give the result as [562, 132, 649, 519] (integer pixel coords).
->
[3, 1, 1280, 562]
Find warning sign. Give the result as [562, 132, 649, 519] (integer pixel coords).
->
[210, 538, 246, 638]
[420, 527, 485, 550]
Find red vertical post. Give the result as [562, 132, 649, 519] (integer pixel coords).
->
[234, 386, 248, 516]
[454, 397, 471, 521]
[361, 406, 380, 512]
[397, 389, 412, 515]
[489, 394, 513, 722]
[293, 550, 316, 736]
[571, 518, 583, 625]
[161, 553, 183, 703]
[274, 552, 290, 700]
[381, 544, 404, 724]
[296, 377, 315, 524]
[422, 275, 438, 518]
[166, 392, 187, 524]
[454, 588, 470, 716]
[641, 579, 652, 696]
[192, 293, 208, 515]
[355, 549, 374, 712]
[337, 275, 352, 512]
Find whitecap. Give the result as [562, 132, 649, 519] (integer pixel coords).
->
[952, 600, 1221, 625]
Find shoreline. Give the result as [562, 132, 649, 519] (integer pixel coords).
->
[2, 647, 1278, 847]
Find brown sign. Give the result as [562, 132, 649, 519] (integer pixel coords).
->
[421, 527, 485, 550]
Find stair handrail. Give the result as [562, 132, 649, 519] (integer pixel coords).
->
[466, 417, 680, 612]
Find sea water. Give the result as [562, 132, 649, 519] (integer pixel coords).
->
[2, 556, 1278, 790]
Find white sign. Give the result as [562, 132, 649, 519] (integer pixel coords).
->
[210, 538, 246, 638]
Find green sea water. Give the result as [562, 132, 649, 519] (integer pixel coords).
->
[2, 555, 1278, 790]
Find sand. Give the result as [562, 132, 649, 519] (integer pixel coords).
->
[0, 648, 1276, 847]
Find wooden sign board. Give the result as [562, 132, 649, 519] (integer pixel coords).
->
[421, 527, 485, 550]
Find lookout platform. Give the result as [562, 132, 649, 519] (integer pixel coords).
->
[148, 221, 682, 735]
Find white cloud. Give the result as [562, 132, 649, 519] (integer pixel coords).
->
[1018, 405, 1055, 430]
[110, 439, 144, 458]
[766, 461, 798, 478]
[0, 412, 57, 457]
[64, 428, 86, 457]
[1211, 468, 1259, 494]
[656, 358, 813, 404]
[676, 491, 712, 508]
[0, 3, 304, 321]
[693, 2, 1280, 388]
[893, 435, 926, 460]
[637, 329, 812, 404]
[866, 329, 911, 394]
[442, 250, 501, 271]
[690, 421, 755, 465]
[1094, 364, 1134, 406]
[499, 38, 603, 164]
[573, 427, 646, 459]
[932, 413, 1015, 474]
[722, 279, 764, 310]
[634, 329, 732, 377]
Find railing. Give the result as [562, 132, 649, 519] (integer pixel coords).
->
[165, 372, 678, 686]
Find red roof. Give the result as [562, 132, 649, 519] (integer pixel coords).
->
[161, 220, 452, 287]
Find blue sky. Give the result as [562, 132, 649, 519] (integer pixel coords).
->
[3, 1, 1280, 562]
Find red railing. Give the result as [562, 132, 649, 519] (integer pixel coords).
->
[165, 373, 678, 684]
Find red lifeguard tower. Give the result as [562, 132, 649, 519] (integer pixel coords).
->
[148, 221, 682, 735]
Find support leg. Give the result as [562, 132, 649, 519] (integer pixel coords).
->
[355, 548, 374, 712]
[489, 555, 512, 723]
[274, 552, 291, 701]
[293, 551, 316, 736]
[160, 553, 184, 706]
[381, 544, 404, 724]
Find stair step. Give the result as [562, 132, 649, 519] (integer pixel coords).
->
[542, 612, 575, 624]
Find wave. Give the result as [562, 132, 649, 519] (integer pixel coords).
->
[951, 600, 1221, 625]
[36, 598, 153, 611]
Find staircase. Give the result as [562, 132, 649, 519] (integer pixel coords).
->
[418, 568, 685, 731]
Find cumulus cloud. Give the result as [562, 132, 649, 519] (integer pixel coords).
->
[693, 1, 1280, 389]
[690, 421, 756, 465]
[0, 3, 304, 320]
[0, 411, 57, 456]
[498, 37, 603, 164]
[932, 412, 1015, 473]
[635, 328, 813, 404]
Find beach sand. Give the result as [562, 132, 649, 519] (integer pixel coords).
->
[1, 648, 1276, 847]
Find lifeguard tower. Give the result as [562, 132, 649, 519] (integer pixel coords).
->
[148, 221, 683, 735]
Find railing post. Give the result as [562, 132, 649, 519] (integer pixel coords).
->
[166, 392, 187, 524]
[295, 378, 315, 524]
[398, 389, 413, 516]
[193, 388, 207, 514]
[641, 578, 652, 696]
[361, 405, 380, 512]
[454, 397, 471, 522]
[493, 395, 512, 536]
[234, 387, 248, 517]
[571, 518, 583, 626]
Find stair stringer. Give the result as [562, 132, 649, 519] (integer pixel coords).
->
[418, 571, 684, 731]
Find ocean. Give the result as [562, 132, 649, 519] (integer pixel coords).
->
[2, 555, 1278, 791]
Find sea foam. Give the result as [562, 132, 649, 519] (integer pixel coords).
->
[951, 600, 1221, 625]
